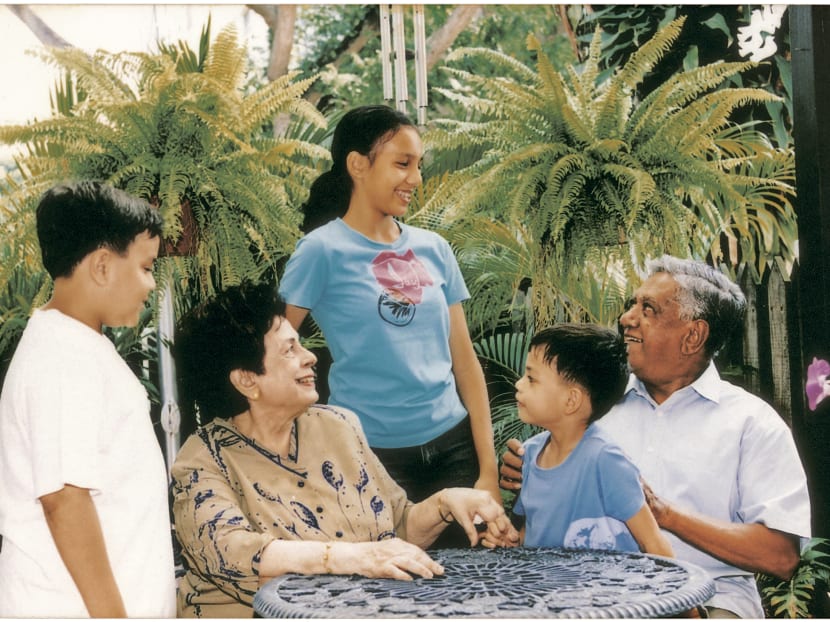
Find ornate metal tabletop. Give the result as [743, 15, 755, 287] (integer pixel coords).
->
[254, 546, 715, 618]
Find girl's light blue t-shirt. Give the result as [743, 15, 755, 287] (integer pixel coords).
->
[279, 218, 469, 448]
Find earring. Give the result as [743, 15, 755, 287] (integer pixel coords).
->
[251, 390, 260, 401]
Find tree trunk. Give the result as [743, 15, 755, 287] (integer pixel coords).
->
[247, 5, 298, 137]
[426, 5, 484, 70]
[8, 5, 72, 48]
[247, 4, 297, 81]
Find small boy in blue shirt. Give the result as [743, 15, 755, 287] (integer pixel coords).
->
[485, 324, 672, 556]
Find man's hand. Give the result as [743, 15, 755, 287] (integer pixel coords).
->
[641, 478, 671, 527]
[498, 438, 524, 491]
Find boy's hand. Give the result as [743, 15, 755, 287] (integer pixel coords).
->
[499, 438, 524, 491]
[479, 521, 521, 549]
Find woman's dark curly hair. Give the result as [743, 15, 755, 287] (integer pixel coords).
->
[174, 282, 286, 430]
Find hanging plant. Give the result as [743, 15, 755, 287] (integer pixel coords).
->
[0, 22, 329, 305]
[424, 16, 796, 327]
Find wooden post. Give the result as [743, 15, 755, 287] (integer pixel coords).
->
[767, 264, 792, 425]
[790, 5, 830, 537]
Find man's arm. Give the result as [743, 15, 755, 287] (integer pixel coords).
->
[643, 481, 801, 580]
[40, 484, 126, 618]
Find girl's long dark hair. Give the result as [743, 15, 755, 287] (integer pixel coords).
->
[301, 105, 415, 234]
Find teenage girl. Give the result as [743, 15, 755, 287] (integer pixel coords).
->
[279, 106, 500, 545]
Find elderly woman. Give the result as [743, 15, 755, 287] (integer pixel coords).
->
[171, 282, 510, 618]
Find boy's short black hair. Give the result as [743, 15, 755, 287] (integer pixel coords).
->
[36, 181, 163, 279]
[530, 324, 629, 424]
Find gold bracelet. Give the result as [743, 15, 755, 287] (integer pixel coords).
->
[322, 542, 333, 573]
[437, 493, 454, 523]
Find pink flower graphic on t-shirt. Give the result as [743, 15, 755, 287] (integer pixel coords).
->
[371, 250, 433, 304]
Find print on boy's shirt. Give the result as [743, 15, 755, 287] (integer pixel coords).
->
[371, 249, 434, 326]
[563, 516, 633, 551]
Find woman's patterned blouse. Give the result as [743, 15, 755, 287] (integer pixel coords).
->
[171, 405, 412, 618]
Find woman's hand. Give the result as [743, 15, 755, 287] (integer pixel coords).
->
[439, 488, 513, 547]
[330, 539, 444, 581]
[479, 520, 521, 549]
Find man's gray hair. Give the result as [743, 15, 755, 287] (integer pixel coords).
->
[646, 255, 747, 358]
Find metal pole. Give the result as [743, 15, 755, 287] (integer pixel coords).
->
[391, 4, 408, 114]
[157, 281, 180, 480]
[413, 5, 428, 126]
[379, 4, 394, 102]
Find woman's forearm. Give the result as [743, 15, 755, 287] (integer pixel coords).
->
[401, 491, 453, 549]
[259, 538, 444, 582]
[259, 539, 333, 580]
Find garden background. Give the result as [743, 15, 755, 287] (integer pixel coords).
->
[1, 4, 830, 616]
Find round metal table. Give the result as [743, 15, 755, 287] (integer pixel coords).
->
[254, 547, 715, 618]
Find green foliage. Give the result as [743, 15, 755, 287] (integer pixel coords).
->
[0, 24, 328, 306]
[757, 538, 830, 618]
[576, 5, 793, 148]
[292, 5, 575, 121]
[424, 16, 796, 328]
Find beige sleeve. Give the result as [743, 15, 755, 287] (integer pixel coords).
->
[171, 436, 275, 605]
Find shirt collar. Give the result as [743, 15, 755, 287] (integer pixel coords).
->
[624, 361, 722, 405]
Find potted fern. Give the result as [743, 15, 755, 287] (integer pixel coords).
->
[423, 16, 797, 329]
[0, 22, 328, 306]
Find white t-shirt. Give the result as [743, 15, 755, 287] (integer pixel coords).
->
[0, 309, 176, 617]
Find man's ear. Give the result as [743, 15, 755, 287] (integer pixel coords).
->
[346, 151, 370, 179]
[229, 369, 260, 401]
[86, 248, 112, 287]
[681, 319, 710, 356]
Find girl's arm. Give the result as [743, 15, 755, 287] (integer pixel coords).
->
[447, 303, 501, 504]
[285, 304, 310, 331]
[626, 504, 674, 557]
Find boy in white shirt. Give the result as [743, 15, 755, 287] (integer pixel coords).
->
[0, 181, 176, 617]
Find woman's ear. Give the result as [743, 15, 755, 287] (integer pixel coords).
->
[229, 369, 260, 402]
[346, 151, 370, 179]
[681, 319, 710, 356]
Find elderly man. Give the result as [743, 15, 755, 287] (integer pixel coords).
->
[500, 255, 811, 618]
